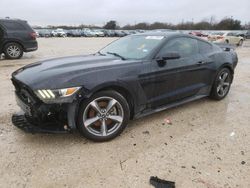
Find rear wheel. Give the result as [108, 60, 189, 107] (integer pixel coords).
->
[210, 68, 232, 100]
[238, 39, 243, 46]
[4, 42, 23, 59]
[77, 90, 130, 142]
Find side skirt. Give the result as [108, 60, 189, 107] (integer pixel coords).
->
[134, 94, 208, 119]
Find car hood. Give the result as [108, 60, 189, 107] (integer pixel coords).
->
[12, 54, 136, 90]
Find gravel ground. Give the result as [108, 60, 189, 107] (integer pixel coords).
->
[0, 38, 249, 188]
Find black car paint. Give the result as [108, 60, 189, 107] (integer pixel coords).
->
[0, 19, 38, 54]
[12, 33, 237, 131]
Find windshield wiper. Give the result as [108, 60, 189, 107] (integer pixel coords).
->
[107, 52, 126, 60]
[96, 51, 106, 56]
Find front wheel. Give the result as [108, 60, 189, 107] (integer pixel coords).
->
[4, 43, 23, 59]
[210, 68, 232, 100]
[77, 90, 130, 142]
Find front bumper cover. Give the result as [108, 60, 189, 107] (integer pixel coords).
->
[12, 111, 72, 134]
[12, 77, 81, 134]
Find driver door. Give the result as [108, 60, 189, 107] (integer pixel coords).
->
[148, 37, 209, 108]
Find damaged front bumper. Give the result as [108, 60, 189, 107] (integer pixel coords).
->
[12, 111, 71, 134]
[11, 79, 80, 134]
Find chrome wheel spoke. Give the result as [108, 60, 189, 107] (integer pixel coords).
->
[106, 98, 117, 112]
[84, 116, 100, 127]
[108, 115, 123, 123]
[219, 75, 223, 81]
[101, 120, 107, 136]
[219, 87, 225, 96]
[90, 100, 102, 113]
[217, 85, 222, 93]
[221, 72, 228, 82]
[223, 82, 230, 86]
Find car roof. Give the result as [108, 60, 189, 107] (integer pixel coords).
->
[134, 31, 214, 45]
[0, 18, 26, 23]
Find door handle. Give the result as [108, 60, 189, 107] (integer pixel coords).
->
[197, 61, 206, 65]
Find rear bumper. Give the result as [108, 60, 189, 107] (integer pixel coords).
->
[23, 40, 38, 52]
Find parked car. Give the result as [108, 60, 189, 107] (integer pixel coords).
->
[189, 31, 205, 37]
[153, 29, 174, 33]
[38, 29, 53, 38]
[236, 31, 247, 40]
[101, 29, 116, 37]
[11, 32, 238, 141]
[0, 18, 38, 59]
[52, 28, 67, 37]
[189, 31, 208, 40]
[107, 30, 116, 37]
[114, 30, 126, 37]
[92, 29, 105, 37]
[81, 29, 97, 37]
[246, 30, 250, 39]
[67, 30, 82, 37]
[128, 30, 137, 35]
[34, 30, 40, 37]
[208, 32, 244, 46]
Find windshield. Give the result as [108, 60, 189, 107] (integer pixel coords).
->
[100, 35, 165, 59]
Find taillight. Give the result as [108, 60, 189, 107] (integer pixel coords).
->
[30, 32, 37, 40]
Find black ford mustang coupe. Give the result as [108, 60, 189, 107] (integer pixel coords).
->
[12, 32, 238, 141]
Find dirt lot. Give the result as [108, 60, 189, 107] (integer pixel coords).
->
[0, 38, 250, 188]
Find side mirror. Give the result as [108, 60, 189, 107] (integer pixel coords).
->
[157, 52, 181, 61]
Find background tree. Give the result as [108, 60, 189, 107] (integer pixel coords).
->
[35, 17, 246, 31]
[216, 18, 242, 30]
[243, 22, 250, 29]
[104, 20, 118, 30]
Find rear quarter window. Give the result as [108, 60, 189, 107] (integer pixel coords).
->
[2, 21, 27, 31]
[198, 41, 213, 55]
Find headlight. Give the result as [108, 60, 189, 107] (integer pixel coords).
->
[35, 87, 81, 101]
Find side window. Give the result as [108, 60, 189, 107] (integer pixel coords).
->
[227, 33, 235, 36]
[198, 41, 213, 54]
[158, 37, 198, 58]
[2, 22, 26, 31]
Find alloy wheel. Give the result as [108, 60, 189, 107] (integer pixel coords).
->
[7, 45, 21, 58]
[217, 71, 230, 97]
[82, 96, 124, 137]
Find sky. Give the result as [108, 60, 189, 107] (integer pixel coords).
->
[0, 0, 249, 26]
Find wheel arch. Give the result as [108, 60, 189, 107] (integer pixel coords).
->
[219, 63, 234, 75]
[214, 63, 234, 84]
[92, 84, 135, 119]
[3, 40, 24, 51]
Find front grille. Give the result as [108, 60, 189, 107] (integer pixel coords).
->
[12, 78, 38, 105]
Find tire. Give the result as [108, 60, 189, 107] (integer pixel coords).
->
[77, 90, 130, 142]
[4, 42, 23, 59]
[225, 40, 229, 44]
[210, 68, 232, 100]
[238, 39, 243, 46]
